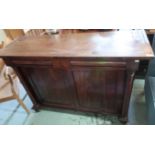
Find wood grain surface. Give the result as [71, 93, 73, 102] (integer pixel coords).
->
[0, 30, 154, 59]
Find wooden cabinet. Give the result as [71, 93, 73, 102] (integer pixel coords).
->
[3, 57, 139, 122]
[0, 30, 154, 123]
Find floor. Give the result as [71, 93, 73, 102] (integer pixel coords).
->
[0, 78, 147, 125]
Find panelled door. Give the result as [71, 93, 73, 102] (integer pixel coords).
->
[71, 61, 126, 114]
[17, 64, 78, 109]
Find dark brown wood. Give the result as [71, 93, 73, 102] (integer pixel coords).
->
[19, 66, 78, 108]
[72, 66, 126, 114]
[0, 30, 153, 59]
[0, 30, 154, 123]
[120, 60, 139, 123]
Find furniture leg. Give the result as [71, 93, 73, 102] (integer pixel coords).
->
[32, 104, 40, 112]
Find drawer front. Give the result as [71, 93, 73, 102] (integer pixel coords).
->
[70, 61, 127, 67]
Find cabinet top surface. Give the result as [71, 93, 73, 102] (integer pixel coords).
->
[0, 30, 154, 59]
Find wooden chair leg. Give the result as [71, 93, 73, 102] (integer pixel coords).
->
[6, 73, 30, 114]
[14, 93, 30, 114]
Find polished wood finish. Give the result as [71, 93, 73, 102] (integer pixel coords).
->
[0, 30, 153, 59]
[0, 30, 154, 123]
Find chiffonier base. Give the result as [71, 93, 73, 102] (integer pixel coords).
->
[3, 57, 139, 124]
[1, 30, 152, 125]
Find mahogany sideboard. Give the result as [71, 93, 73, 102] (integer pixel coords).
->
[0, 30, 154, 123]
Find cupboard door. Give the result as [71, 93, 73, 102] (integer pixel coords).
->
[18, 66, 78, 108]
[72, 67, 126, 114]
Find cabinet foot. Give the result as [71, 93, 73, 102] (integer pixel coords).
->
[32, 105, 40, 112]
[119, 117, 128, 124]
